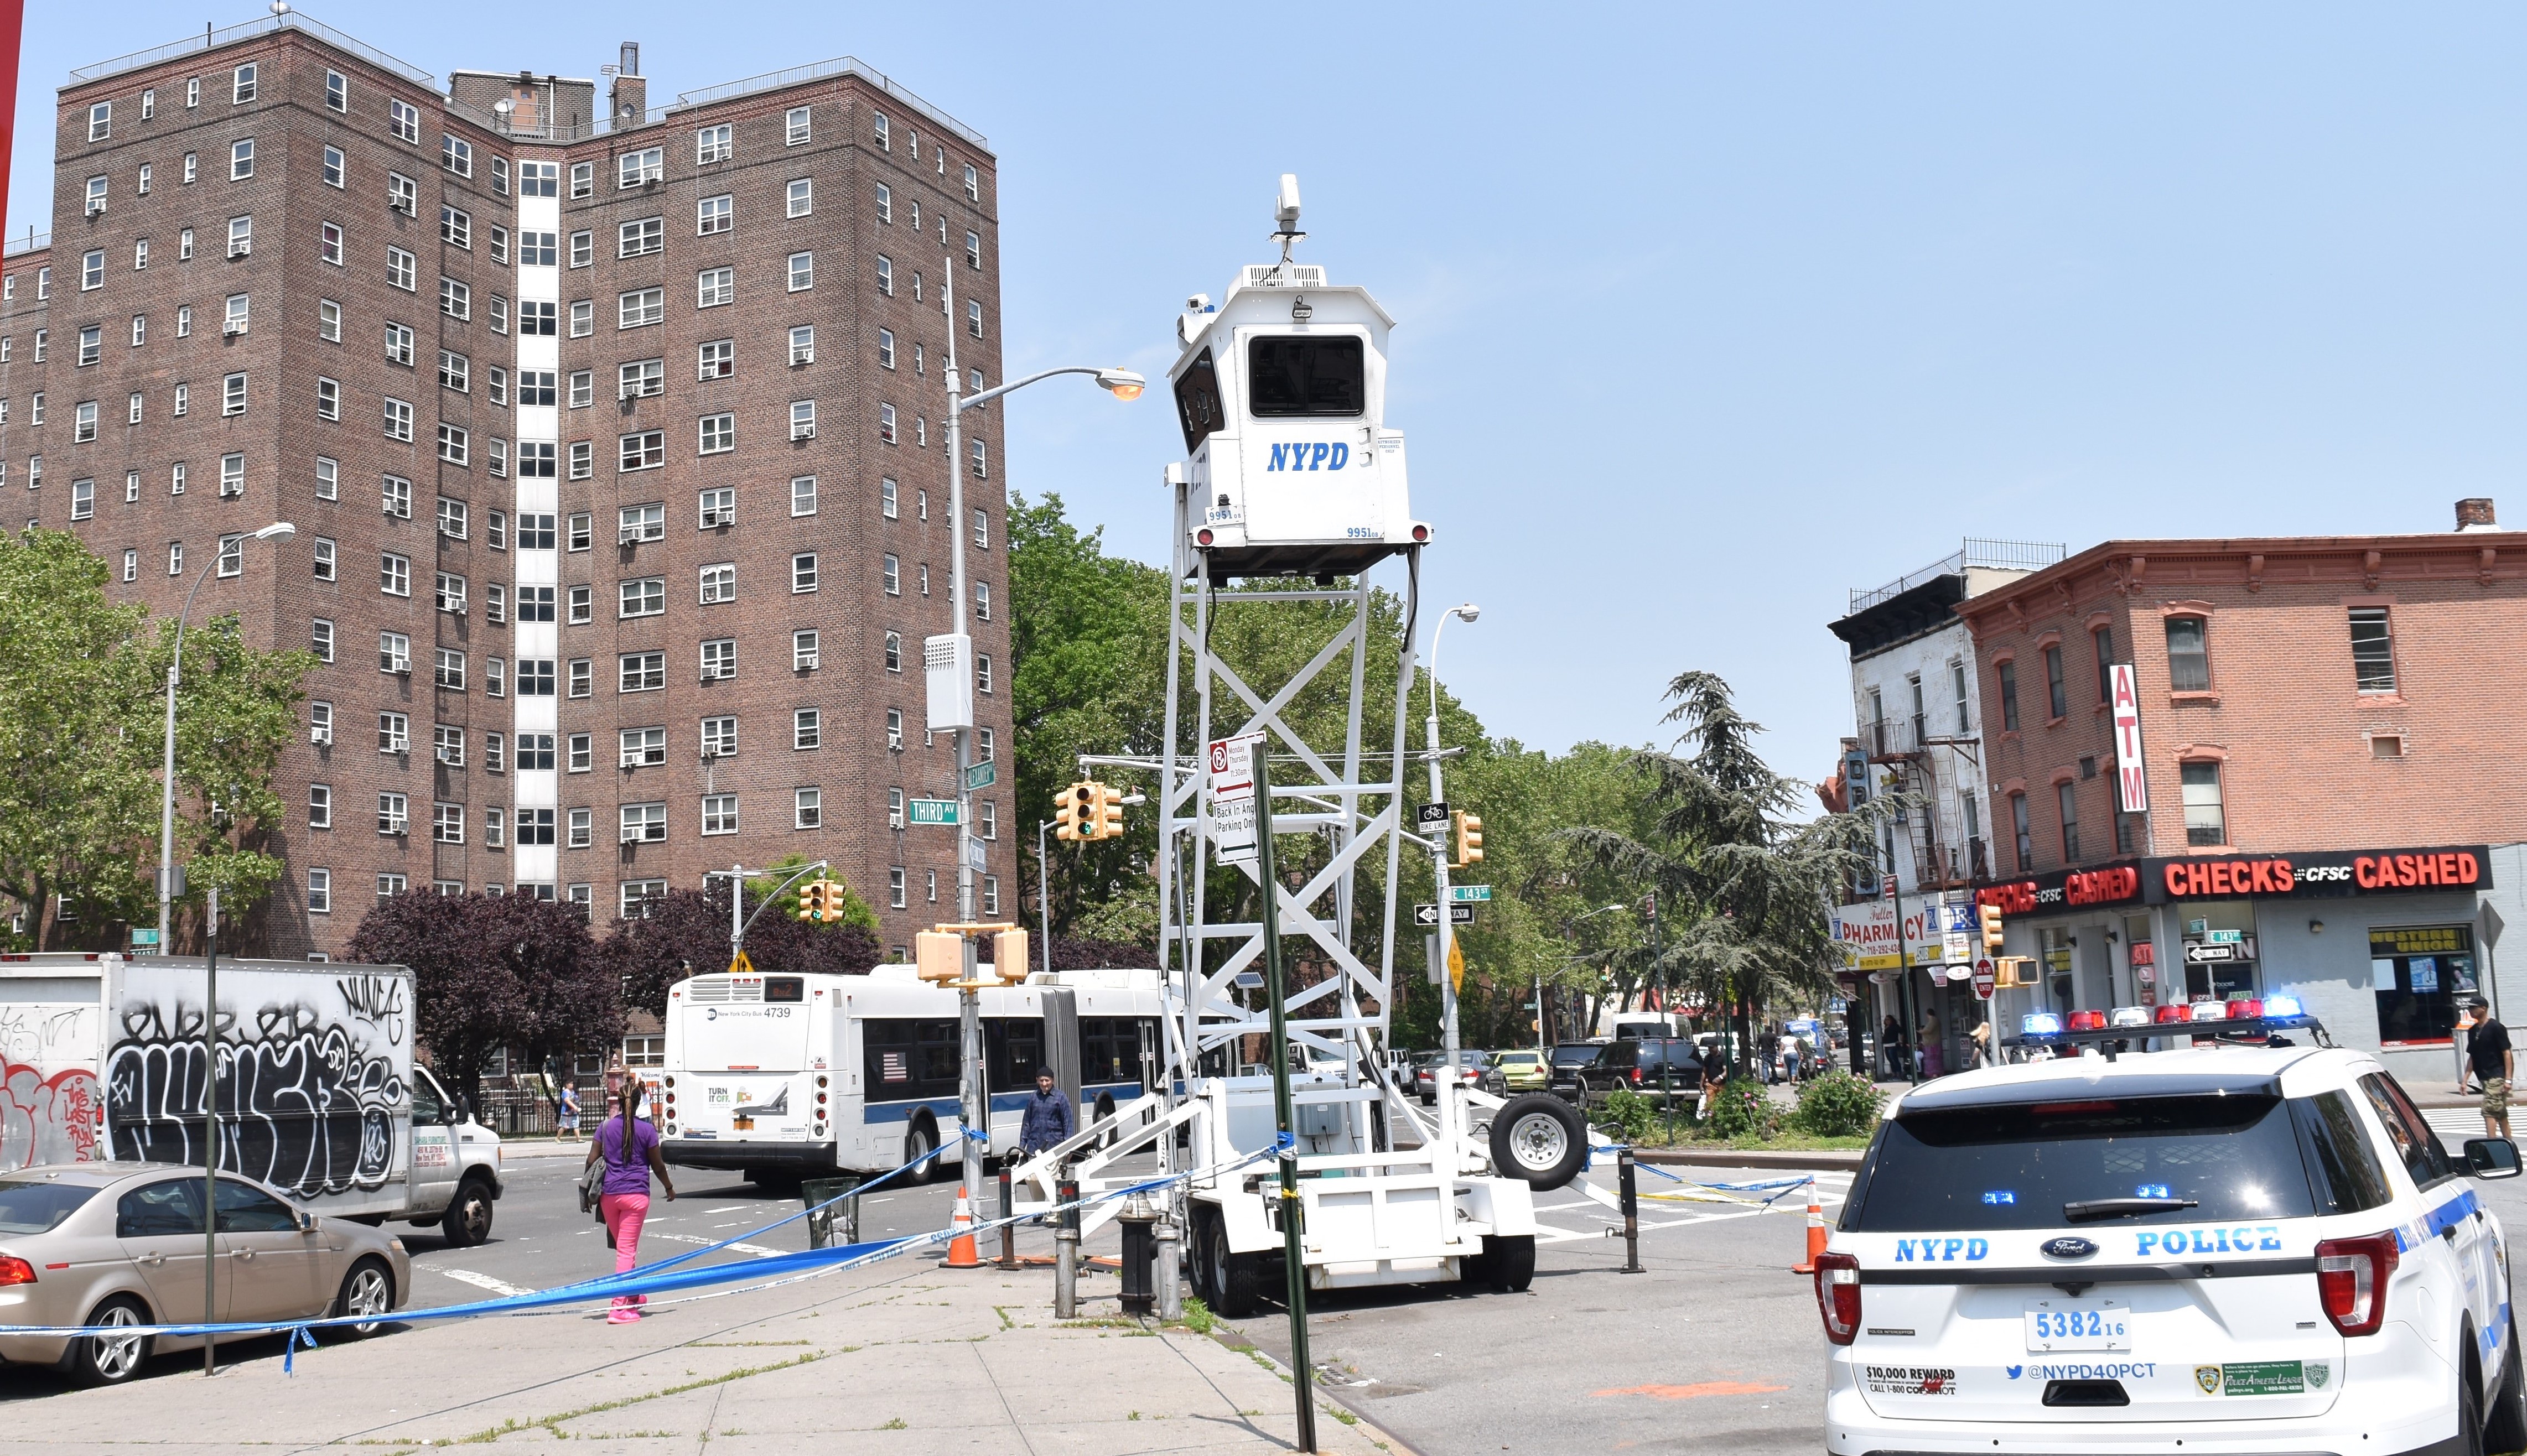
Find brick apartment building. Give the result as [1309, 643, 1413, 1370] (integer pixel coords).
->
[0, 15, 1013, 959]
[1951, 498, 2527, 1083]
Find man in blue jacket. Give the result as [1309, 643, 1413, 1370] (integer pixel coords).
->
[1017, 1067, 1075, 1159]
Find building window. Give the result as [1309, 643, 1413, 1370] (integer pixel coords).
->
[699, 414, 735, 454]
[793, 630, 820, 672]
[697, 793, 738, 836]
[620, 502, 666, 543]
[567, 586, 592, 624]
[620, 727, 667, 768]
[888, 788, 905, 830]
[437, 424, 469, 466]
[620, 147, 663, 189]
[699, 488, 736, 529]
[2349, 607, 2396, 693]
[230, 137, 255, 180]
[439, 277, 470, 320]
[788, 325, 816, 366]
[786, 106, 811, 145]
[964, 164, 980, 202]
[787, 179, 813, 218]
[434, 649, 465, 691]
[620, 803, 667, 844]
[569, 161, 593, 197]
[699, 563, 735, 604]
[619, 359, 665, 399]
[967, 231, 983, 269]
[2166, 616, 2210, 693]
[700, 638, 736, 680]
[619, 576, 666, 618]
[619, 216, 663, 258]
[434, 724, 465, 766]
[519, 659, 557, 695]
[787, 252, 813, 291]
[2007, 791, 2032, 872]
[316, 376, 340, 419]
[308, 868, 332, 913]
[621, 652, 666, 693]
[967, 300, 984, 338]
[2057, 781, 2079, 862]
[383, 398, 414, 442]
[558, 808, 587, 848]
[383, 475, 413, 518]
[620, 431, 665, 472]
[432, 802, 465, 844]
[69, 479, 92, 520]
[884, 631, 901, 673]
[889, 867, 906, 909]
[619, 289, 664, 330]
[440, 205, 471, 250]
[697, 194, 731, 236]
[793, 709, 821, 751]
[312, 537, 336, 581]
[1997, 659, 2020, 732]
[522, 301, 557, 336]
[2181, 761, 2226, 846]
[792, 553, 818, 593]
[439, 351, 469, 393]
[983, 877, 999, 916]
[380, 552, 411, 597]
[312, 619, 334, 662]
[2043, 644, 2066, 721]
[879, 404, 898, 445]
[2090, 626, 2115, 705]
[698, 339, 734, 380]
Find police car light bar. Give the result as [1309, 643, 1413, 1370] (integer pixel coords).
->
[2009, 1010, 2330, 1058]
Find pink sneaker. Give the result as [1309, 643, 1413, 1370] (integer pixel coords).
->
[608, 1309, 641, 1324]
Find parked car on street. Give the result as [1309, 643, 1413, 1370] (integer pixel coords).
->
[1415, 1049, 1488, 1104]
[1550, 1038, 1704, 1105]
[0, 1162, 412, 1385]
[1480, 1049, 1549, 1095]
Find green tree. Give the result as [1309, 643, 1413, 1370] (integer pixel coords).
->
[1560, 671, 1885, 1074]
[0, 532, 309, 949]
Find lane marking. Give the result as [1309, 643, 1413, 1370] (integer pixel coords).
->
[1594, 1381, 1787, 1400]
[650, 1231, 783, 1256]
[705, 1205, 745, 1213]
[440, 1269, 536, 1298]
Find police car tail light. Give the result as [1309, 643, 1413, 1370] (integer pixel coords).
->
[1813, 1251, 1861, 1344]
[2153, 1004, 2190, 1025]
[2188, 1000, 2228, 1022]
[2226, 997, 2263, 1020]
[2021, 1012, 2063, 1037]
[2067, 1010, 2105, 1032]
[2109, 1006, 2151, 1028]
[2315, 1232, 2399, 1336]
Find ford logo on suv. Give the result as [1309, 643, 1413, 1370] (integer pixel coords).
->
[2042, 1236, 2099, 1260]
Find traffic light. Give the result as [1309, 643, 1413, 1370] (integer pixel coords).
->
[1451, 810, 1483, 868]
[993, 928, 1031, 982]
[1978, 900, 2005, 952]
[915, 929, 962, 982]
[1089, 782, 1127, 841]
[1055, 781, 1090, 842]
[797, 879, 828, 922]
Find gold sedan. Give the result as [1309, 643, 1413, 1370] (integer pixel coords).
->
[1480, 1049, 1551, 1095]
[0, 1163, 411, 1384]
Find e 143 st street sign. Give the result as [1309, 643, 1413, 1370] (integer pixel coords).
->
[1414, 903, 1476, 926]
[1448, 885, 1491, 903]
[907, 798, 959, 826]
[963, 760, 997, 791]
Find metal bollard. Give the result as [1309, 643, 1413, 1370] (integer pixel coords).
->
[1117, 1190, 1158, 1316]
[997, 1164, 1018, 1271]
[1054, 1174, 1081, 1320]
[1618, 1148, 1644, 1274]
[1155, 1208, 1182, 1321]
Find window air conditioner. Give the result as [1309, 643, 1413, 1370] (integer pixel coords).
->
[387, 825, 408, 836]
[390, 663, 412, 675]
[222, 319, 247, 336]
[85, 200, 105, 217]
[449, 603, 466, 615]
[310, 726, 331, 745]
[791, 426, 814, 441]
[227, 241, 249, 258]
[700, 665, 729, 682]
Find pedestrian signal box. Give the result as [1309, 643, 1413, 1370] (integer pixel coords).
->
[1172, 174, 1430, 582]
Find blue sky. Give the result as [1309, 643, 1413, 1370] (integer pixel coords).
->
[15, 4, 2524, 788]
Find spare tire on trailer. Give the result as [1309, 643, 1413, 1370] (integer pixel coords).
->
[1488, 1093, 1586, 1191]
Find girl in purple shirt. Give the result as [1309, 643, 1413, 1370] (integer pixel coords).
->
[584, 1079, 676, 1322]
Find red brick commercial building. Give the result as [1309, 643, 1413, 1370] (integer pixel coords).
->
[1952, 498, 2527, 1083]
[0, 16, 1010, 959]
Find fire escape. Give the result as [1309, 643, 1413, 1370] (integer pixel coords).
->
[1861, 709, 1986, 891]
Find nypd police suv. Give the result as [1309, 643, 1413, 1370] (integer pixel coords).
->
[1821, 1010, 2526, 1456]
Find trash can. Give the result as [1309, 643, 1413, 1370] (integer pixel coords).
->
[802, 1174, 863, 1249]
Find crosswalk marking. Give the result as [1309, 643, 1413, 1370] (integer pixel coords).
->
[440, 1268, 536, 1298]
[650, 1231, 783, 1257]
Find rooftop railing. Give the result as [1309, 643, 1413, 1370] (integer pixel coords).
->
[69, 12, 436, 89]
[1848, 538, 2067, 614]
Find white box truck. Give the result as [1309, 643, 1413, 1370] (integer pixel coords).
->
[0, 952, 504, 1244]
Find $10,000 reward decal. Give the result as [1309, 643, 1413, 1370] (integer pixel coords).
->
[1866, 1366, 1958, 1396]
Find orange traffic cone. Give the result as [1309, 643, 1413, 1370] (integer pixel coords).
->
[945, 1184, 981, 1268]
[1791, 1176, 1826, 1275]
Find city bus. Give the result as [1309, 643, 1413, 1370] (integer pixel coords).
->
[657, 964, 1164, 1182]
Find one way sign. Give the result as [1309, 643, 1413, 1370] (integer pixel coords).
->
[1413, 903, 1475, 927]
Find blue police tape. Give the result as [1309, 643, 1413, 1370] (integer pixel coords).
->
[1587, 1146, 1815, 1204]
[0, 1133, 1278, 1352]
[629, 1124, 985, 1283]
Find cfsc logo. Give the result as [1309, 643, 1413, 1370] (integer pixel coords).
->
[1266, 443, 1351, 472]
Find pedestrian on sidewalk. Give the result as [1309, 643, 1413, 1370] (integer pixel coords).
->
[1969, 1018, 1993, 1070]
[557, 1081, 581, 1140]
[587, 1079, 677, 1323]
[1017, 1068, 1075, 1160]
[2467, 997, 2513, 1139]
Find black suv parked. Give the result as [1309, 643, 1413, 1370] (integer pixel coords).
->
[1548, 1037, 1704, 1105]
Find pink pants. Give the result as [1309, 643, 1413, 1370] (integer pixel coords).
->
[600, 1192, 650, 1320]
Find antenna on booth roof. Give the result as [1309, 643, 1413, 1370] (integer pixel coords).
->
[1271, 173, 1305, 267]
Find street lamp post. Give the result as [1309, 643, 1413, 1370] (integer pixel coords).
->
[938, 279, 1140, 1205]
[152, 519, 293, 1379]
[1554, 902, 1626, 1049]
[1424, 603, 1477, 1161]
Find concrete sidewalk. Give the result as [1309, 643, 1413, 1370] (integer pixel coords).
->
[0, 1252, 1403, 1455]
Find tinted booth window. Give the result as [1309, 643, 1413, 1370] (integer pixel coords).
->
[1247, 336, 1363, 417]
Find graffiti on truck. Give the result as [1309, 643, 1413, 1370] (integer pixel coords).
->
[106, 989, 406, 1199]
[0, 1005, 103, 1170]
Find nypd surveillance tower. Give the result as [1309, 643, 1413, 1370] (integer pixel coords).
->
[1137, 177, 1558, 1313]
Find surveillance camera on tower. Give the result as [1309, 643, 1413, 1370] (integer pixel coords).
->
[1169, 175, 1431, 583]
